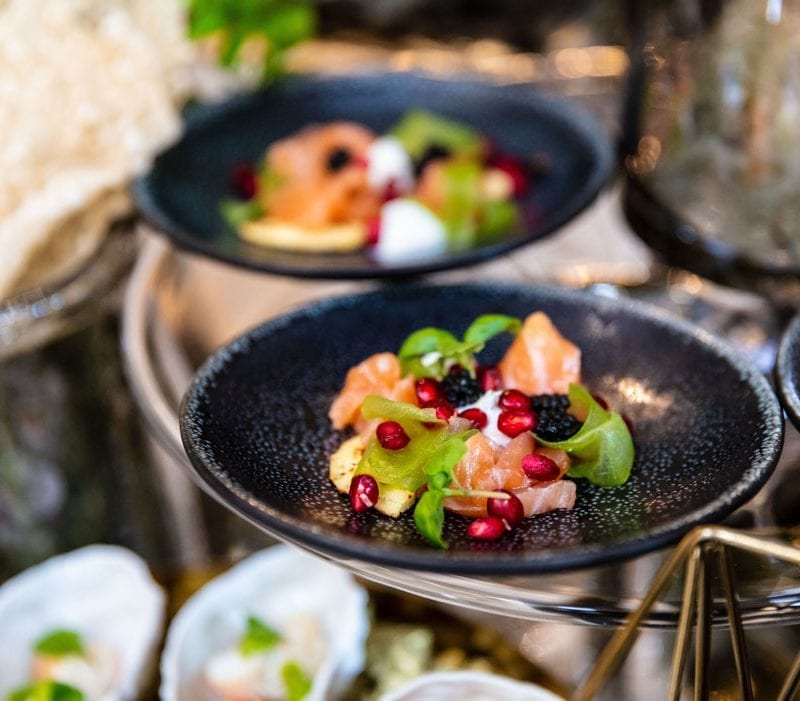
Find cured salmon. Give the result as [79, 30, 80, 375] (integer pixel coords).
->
[328, 352, 416, 433]
[498, 311, 581, 394]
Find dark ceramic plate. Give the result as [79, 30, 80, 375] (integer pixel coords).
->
[180, 284, 783, 575]
[775, 313, 800, 432]
[134, 73, 613, 280]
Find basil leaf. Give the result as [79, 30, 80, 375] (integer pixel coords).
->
[397, 327, 461, 379]
[8, 682, 84, 701]
[281, 660, 313, 701]
[463, 314, 521, 346]
[239, 615, 281, 656]
[414, 489, 447, 549]
[34, 630, 84, 657]
[538, 384, 634, 487]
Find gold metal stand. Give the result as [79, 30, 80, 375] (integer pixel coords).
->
[573, 525, 800, 700]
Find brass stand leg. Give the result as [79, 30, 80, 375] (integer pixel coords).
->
[572, 526, 800, 701]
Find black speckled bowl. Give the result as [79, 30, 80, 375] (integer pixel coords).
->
[134, 72, 613, 280]
[180, 284, 784, 575]
[775, 313, 800, 432]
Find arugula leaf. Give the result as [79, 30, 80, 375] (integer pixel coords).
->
[281, 661, 313, 701]
[397, 314, 521, 380]
[34, 630, 84, 657]
[8, 682, 84, 701]
[537, 384, 634, 487]
[239, 615, 281, 656]
[440, 159, 483, 251]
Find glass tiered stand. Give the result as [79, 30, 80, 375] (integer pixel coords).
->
[122, 226, 800, 699]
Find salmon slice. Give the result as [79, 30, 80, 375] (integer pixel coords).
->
[261, 122, 381, 229]
[512, 480, 576, 517]
[329, 353, 414, 431]
[444, 433, 498, 518]
[498, 311, 581, 394]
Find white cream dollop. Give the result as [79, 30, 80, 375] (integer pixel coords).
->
[458, 390, 510, 448]
[372, 198, 448, 265]
[366, 136, 414, 194]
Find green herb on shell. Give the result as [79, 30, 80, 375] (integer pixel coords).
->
[7, 682, 84, 701]
[239, 615, 281, 656]
[281, 660, 313, 701]
[34, 630, 84, 657]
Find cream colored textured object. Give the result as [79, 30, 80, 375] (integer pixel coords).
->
[0, 0, 191, 300]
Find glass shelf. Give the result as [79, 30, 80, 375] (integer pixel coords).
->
[121, 231, 800, 629]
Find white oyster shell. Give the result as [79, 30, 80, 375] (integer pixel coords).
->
[379, 671, 566, 701]
[160, 545, 369, 701]
[0, 544, 166, 700]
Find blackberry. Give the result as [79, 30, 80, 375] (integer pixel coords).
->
[530, 393, 570, 411]
[327, 147, 351, 172]
[441, 368, 482, 408]
[534, 407, 582, 442]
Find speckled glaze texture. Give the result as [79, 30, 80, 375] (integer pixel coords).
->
[775, 312, 800, 432]
[181, 284, 784, 575]
[134, 73, 613, 280]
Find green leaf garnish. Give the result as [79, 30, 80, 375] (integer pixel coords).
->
[439, 159, 483, 251]
[239, 615, 281, 656]
[186, 0, 316, 83]
[477, 198, 519, 241]
[34, 630, 84, 657]
[463, 314, 521, 346]
[397, 314, 521, 380]
[7, 682, 84, 701]
[414, 489, 448, 549]
[537, 384, 634, 487]
[389, 110, 483, 161]
[281, 660, 313, 701]
[220, 199, 264, 228]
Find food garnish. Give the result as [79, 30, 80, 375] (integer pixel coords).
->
[7, 681, 84, 701]
[329, 312, 635, 548]
[223, 111, 538, 261]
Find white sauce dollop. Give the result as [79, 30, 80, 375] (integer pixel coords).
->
[366, 136, 414, 194]
[372, 199, 448, 264]
[458, 390, 510, 448]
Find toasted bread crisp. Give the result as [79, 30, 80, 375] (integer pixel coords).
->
[240, 218, 367, 253]
[329, 435, 415, 518]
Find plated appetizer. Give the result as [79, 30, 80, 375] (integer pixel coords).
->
[223, 110, 538, 263]
[160, 545, 369, 701]
[329, 311, 634, 547]
[0, 546, 165, 701]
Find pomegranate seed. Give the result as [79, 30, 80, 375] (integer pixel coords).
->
[497, 409, 536, 438]
[498, 389, 530, 411]
[458, 408, 488, 429]
[231, 163, 257, 199]
[522, 453, 561, 481]
[422, 398, 455, 421]
[349, 474, 379, 512]
[490, 154, 529, 196]
[592, 394, 610, 410]
[467, 516, 505, 540]
[382, 179, 400, 202]
[352, 155, 369, 169]
[477, 365, 503, 391]
[415, 377, 443, 405]
[487, 490, 524, 530]
[376, 421, 410, 450]
[366, 217, 381, 245]
[448, 364, 463, 376]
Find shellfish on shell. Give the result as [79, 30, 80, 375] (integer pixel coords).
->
[160, 545, 369, 701]
[0, 545, 166, 700]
